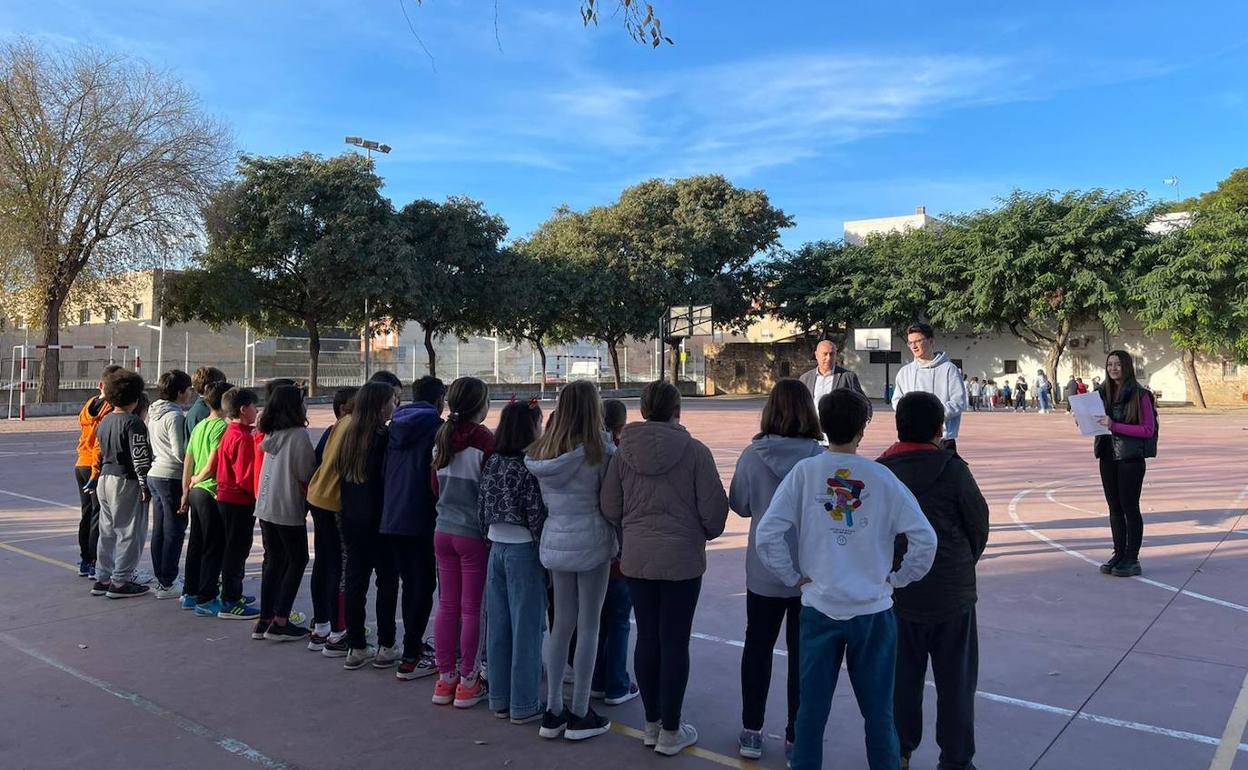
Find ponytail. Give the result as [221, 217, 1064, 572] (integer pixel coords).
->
[433, 377, 489, 471]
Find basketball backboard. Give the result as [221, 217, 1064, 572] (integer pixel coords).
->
[854, 327, 892, 352]
[667, 305, 713, 338]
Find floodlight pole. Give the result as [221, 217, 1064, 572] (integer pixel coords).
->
[658, 312, 667, 383]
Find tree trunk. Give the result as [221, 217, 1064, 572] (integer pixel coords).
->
[306, 319, 321, 397]
[1181, 348, 1206, 408]
[608, 341, 623, 389]
[1044, 318, 1073, 387]
[36, 295, 65, 403]
[423, 325, 437, 378]
[667, 340, 681, 385]
[535, 339, 548, 397]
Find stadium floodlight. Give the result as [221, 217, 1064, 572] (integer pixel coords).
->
[345, 135, 392, 158]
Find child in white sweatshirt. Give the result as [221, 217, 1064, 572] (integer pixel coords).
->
[755, 389, 936, 770]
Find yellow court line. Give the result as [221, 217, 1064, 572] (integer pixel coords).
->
[0, 540, 79, 573]
[1210, 670, 1248, 770]
[610, 723, 757, 769]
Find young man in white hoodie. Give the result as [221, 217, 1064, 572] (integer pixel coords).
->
[892, 323, 968, 451]
[147, 369, 194, 599]
[756, 389, 937, 770]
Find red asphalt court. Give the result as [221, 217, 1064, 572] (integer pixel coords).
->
[0, 399, 1245, 770]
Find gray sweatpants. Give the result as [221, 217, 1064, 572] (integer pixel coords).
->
[546, 562, 611, 718]
[96, 475, 148, 585]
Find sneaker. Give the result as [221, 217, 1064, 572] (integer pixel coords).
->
[738, 729, 763, 759]
[396, 656, 438, 680]
[307, 632, 329, 652]
[78, 560, 90, 577]
[90, 580, 110, 596]
[180, 595, 197, 610]
[105, 582, 151, 599]
[494, 708, 510, 719]
[453, 675, 487, 708]
[217, 601, 260, 620]
[154, 584, 181, 600]
[590, 689, 607, 699]
[432, 675, 459, 705]
[87, 563, 96, 579]
[344, 646, 377, 670]
[565, 707, 611, 741]
[320, 638, 350, 658]
[241, 594, 256, 605]
[1112, 559, 1142, 577]
[251, 620, 271, 639]
[195, 599, 223, 617]
[373, 645, 401, 669]
[605, 682, 640, 706]
[643, 721, 661, 747]
[265, 623, 311, 642]
[510, 711, 544, 725]
[655, 723, 698, 756]
[538, 708, 569, 739]
[1099, 553, 1122, 575]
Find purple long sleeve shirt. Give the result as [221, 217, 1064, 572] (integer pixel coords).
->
[1110, 391, 1155, 438]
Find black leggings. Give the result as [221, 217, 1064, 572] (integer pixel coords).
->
[259, 520, 309, 621]
[218, 501, 256, 605]
[1099, 457, 1146, 560]
[309, 505, 344, 629]
[627, 576, 701, 731]
[389, 533, 437, 660]
[740, 591, 801, 741]
[74, 467, 99, 564]
[340, 509, 398, 650]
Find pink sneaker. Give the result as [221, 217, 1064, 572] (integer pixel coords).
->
[432, 675, 458, 705]
[453, 675, 488, 708]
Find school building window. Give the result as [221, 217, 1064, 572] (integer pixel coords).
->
[104, 307, 117, 323]
[779, 361, 792, 378]
[1224, 360, 1241, 378]
[76, 360, 89, 378]
[131, 302, 144, 319]
[79, 309, 90, 324]
[1004, 359, 1019, 374]
[734, 361, 746, 378]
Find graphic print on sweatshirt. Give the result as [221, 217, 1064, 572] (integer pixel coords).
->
[819, 468, 866, 544]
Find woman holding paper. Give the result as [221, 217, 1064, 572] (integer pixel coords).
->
[1094, 350, 1157, 578]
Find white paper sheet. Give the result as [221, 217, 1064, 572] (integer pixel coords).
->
[1070, 393, 1112, 437]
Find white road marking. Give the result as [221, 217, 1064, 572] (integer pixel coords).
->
[0, 487, 78, 509]
[0, 632, 294, 769]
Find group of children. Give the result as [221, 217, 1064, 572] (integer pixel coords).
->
[73, 364, 990, 770]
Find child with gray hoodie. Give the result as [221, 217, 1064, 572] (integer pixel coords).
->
[147, 369, 194, 598]
[253, 385, 316, 642]
[728, 378, 825, 763]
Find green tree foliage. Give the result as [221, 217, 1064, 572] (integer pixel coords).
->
[950, 189, 1151, 383]
[502, 237, 579, 393]
[165, 153, 392, 394]
[1167, 168, 1248, 214]
[387, 197, 508, 378]
[855, 226, 966, 329]
[1134, 208, 1248, 407]
[763, 240, 873, 340]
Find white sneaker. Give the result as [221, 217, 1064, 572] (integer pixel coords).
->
[373, 644, 401, 669]
[343, 645, 377, 670]
[643, 721, 661, 747]
[655, 723, 698, 756]
[154, 584, 181, 600]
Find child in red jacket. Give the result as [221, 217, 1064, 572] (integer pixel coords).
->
[214, 387, 261, 620]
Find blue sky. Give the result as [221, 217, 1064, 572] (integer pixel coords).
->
[7, 0, 1248, 246]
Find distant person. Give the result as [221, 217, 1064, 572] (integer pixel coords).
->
[878, 392, 989, 770]
[799, 340, 865, 407]
[967, 377, 982, 412]
[1076, 377, 1088, 395]
[74, 364, 122, 579]
[892, 323, 968, 451]
[601, 380, 729, 756]
[1094, 350, 1157, 578]
[728, 379, 823, 763]
[1035, 371, 1053, 414]
[147, 369, 194, 599]
[1065, 376, 1079, 412]
[1091, 376, 1102, 392]
[88, 369, 155, 599]
[1013, 377, 1028, 412]
[1000, 381, 1011, 407]
[184, 366, 226, 444]
[755, 389, 936, 770]
[983, 380, 997, 411]
[383, 376, 446, 679]
[253, 385, 315, 642]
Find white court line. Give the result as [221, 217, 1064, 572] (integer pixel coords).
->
[1211, 670, 1248, 768]
[0, 488, 78, 509]
[0, 632, 293, 769]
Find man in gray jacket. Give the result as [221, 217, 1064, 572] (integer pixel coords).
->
[892, 323, 968, 451]
[798, 340, 865, 407]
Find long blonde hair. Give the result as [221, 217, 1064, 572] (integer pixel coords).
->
[527, 380, 605, 465]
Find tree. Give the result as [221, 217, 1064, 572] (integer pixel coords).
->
[0, 39, 229, 401]
[1133, 208, 1248, 408]
[950, 190, 1151, 384]
[165, 153, 393, 395]
[387, 197, 508, 378]
[763, 240, 874, 341]
[854, 225, 966, 330]
[501, 239, 578, 393]
[610, 175, 792, 382]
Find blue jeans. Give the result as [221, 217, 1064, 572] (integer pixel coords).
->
[791, 607, 899, 770]
[1039, 390, 1052, 411]
[592, 573, 633, 698]
[148, 476, 187, 588]
[485, 541, 548, 719]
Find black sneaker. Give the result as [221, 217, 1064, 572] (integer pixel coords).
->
[307, 632, 329, 652]
[565, 707, 611, 741]
[90, 580, 110, 596]
[538, 708, 569, 739]
[105, 582, 151, 599]
[251, 620, 271, 640]
[1099, 553, 1122, 574]
[321, 637, 350, 658]
[78, 560, 90, 577]
[265, 623, 311, 642]
[1111, 559, 1142, 577]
